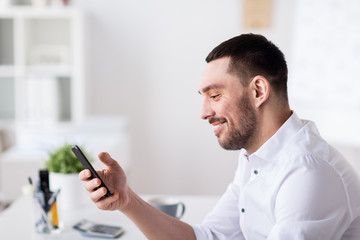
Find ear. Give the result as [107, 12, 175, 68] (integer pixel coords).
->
[250, 75, 270, 108]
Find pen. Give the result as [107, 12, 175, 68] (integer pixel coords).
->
[47, 189, 61, 210]
[35, 191, 45, 208]
[46, 189, 61, 228]
[39, 170, 50, 210]
[50, 200, 59, 228]
[28, 177, 33, 186]
[34, 196, 53, 231]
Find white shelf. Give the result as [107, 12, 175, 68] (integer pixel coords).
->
[0, 6, 81, 18]
[24, 65, 73, 76]
[0, 7, 84, 125]
[0, 66, 14, 77]
[0, 65, 73, 77]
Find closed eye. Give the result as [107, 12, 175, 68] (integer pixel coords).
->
[210, 94, 221, 100]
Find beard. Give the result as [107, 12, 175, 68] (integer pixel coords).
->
[213, 94, 257, 150]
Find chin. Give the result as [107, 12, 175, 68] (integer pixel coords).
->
[218, 139, 236, 150]
[218, 135, 246, 151]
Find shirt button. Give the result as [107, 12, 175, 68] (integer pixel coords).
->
[254, 170, 258, 175]
[241, 208, 245, 213]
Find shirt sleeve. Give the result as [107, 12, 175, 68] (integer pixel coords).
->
[267, 155, 352, 240]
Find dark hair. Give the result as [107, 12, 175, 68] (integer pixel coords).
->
[206, 33, 288, 100]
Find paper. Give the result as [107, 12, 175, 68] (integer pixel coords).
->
[243, 0, 272, 29]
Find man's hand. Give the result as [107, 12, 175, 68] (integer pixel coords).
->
[78, 152, 131, 211]
[79, 152, 196, 240]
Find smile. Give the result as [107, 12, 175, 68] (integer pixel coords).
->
[212, 121, 226, 135]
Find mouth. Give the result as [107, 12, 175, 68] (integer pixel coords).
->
[213, 122, 225, 135]
[209, 118, 227, 136]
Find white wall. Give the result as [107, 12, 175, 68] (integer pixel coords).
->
[71, 0, 297, 195]
[72, 0, 360, 195]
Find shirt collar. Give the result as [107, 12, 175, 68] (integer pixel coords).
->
[248, 111, 308, 165]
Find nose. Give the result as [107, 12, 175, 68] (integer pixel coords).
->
[200, 98, 215, 120]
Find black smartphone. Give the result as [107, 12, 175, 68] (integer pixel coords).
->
[71, 145, 112, 197]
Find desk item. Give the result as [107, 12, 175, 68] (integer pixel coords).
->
[148, 197, 185, 219]
[73, 219, 125, 238]
[50, 200, 59, 227]
[47, 189, 61, 228]
[39, 169, 51, 210]
[33, 170, 61, 233]
[34, 193, 53, 233]
[34, 190, 61, 233]
[0, 195, 219, 239]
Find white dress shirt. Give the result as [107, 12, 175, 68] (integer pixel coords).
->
[192, 112, 360, 239]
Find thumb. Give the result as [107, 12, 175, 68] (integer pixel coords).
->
[98, 152, 119, 169]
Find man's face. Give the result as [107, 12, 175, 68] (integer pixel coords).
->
[199, 57, 257, 150]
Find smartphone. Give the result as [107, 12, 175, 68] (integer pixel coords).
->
[71, 145, 112, 197]
[73, 219, 124, 238]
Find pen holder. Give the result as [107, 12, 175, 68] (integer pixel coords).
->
[33, 190, 61, 233]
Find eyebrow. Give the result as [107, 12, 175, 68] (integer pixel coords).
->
[198, 83, 225, 95]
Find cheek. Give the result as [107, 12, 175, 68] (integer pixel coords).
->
[214, 98, 234, 114]
[214, 104, 229, 119]
[221, 101, 239, 118]
[226, 106, 247, 129]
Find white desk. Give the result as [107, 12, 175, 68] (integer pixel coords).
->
[0, 195, 219, 239]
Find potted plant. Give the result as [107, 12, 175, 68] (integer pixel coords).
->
[45, 143, 93, 212]
[45, 143, 85, 174]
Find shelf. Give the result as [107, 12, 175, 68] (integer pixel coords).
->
[24, 18, 72, 66]
[0, 66, 15, 77]
[0, 18, 14, 66]
[24, 65, 73, 76]
[0, 6, 81, 18]
[0, 77, 15, 120]
[0, 65, 72, 77]
[0, 6, 83, 126]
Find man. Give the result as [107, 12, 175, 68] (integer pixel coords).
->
[79, 34, 360, 239]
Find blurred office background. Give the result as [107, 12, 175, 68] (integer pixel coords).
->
[1, 0, 360, 204]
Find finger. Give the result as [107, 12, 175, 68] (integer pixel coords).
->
[96, 192, 119, 210]
[85, 178, 101, 192]
[90, 186, 111, 202]
[98, 152, 119, 169]
[79, 169, 92, 181]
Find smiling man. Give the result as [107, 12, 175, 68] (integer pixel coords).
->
[199, 59, 259, 151]
[79, 34, 360, 239]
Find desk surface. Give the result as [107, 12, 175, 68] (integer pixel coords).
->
[0, 194, 219, 239]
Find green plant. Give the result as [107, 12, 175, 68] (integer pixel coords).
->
[45, 144, 91, 174]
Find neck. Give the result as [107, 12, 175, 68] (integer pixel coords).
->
[246, 105, 292, 154]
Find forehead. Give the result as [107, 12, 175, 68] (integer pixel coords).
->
[199, 57, 240, 93]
